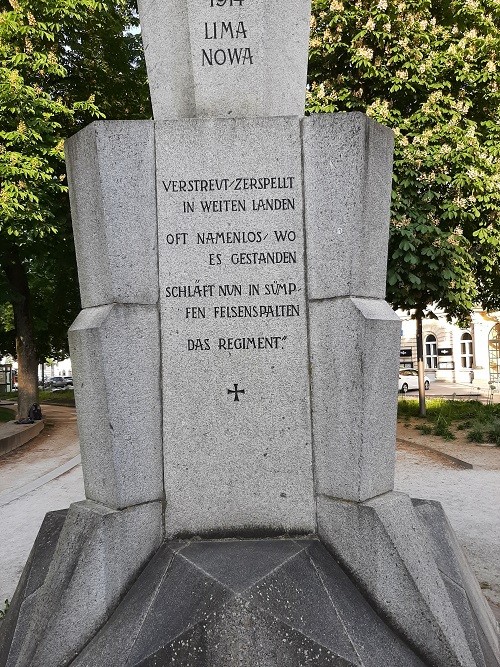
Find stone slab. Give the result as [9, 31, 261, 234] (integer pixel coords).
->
[156, 117, 314, 537]
[309, 297, 401, 502]
[137, 0, 311, 119]
[71, 537, 427, 666]
[302, 113, 394, 300]
[442, 573, 489, 667]
[317, 491, 479, 667]
[69, 304, 163, 509]
[0, 510, 67, 667]
[65, 121, 157, 308]
[0, 500, 162, 667]
[413, 498, 499, 662]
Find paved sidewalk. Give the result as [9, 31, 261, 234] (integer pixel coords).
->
[0, 404, 84, 605]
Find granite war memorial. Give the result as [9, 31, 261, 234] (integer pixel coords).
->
[1, 0, 499, 665]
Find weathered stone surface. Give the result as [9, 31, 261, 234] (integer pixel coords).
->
[65, 121, 157, 308]
[71, 537, 427, 666]
[302, 113, 394, 300]
[309, 297, 400, 502]
[317, 491, 480, 667]
[69, 303, 163, 509]
[0, 501, 162, 667]
[137, 0, 311, 120]
[156, 117, 314, 537]
[413, 498, 500, 666]
[0, 510, 67, 667]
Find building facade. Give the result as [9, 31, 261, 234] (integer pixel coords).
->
[399, 309, 500, 385]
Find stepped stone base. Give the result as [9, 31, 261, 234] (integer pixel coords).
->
[1, 503, 498, 667]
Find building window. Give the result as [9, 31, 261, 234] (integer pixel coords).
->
[425, 334, 438, 369]
[460, 333, 473, 369]
[489, 324, 500, 384]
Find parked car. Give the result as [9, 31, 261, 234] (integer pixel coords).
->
[48, 376, 66, 389]
[64, 376, 73, 386]
[399, 369, 430, 393]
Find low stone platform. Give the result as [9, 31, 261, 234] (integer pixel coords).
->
[1, 516, 425, 666]
[0, 419, 44, 457]
[1, 503, 498, 667]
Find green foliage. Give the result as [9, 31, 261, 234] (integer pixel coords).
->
[0, 389, 75, 405]
[397, 397, 500, 421]
[308, 0, 500, 318]
[467, 426, 485, 443]
[0, 0, 105, 240]
[486, 419, 500, 445]
[466, 416, 500, 444]
[0, 0, 151, 365]
[399, 398, 500, 443]
[433, 417, 455, 439]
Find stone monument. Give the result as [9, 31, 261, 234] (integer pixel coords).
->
[1, 1, 498, 665]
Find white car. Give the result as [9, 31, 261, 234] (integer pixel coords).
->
[399, 368, 430, 393]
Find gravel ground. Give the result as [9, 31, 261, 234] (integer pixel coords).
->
[395, 442, 500, 614]
[395, 417, 500, 619]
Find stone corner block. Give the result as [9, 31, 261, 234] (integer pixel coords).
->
[68, 303, 163, 509]
[1, 500, 162, 667]
[413, 498, 500, 664]
[302, 112, 394, 300]
[317, 492, 481, 667]
[65, 120, 158, 308]
[309, 297, 401, 501]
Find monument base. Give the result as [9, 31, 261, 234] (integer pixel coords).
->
[0, 499, 498, 667]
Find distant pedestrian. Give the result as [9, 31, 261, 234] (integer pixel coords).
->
[469, 370, 474, 384]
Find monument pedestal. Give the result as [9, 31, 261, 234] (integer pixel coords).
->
[1, 0, 498, 662]
[2, 508, 498, 666]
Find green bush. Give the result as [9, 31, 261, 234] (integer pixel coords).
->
[418, 424, 433, 435]
[467, 428, 485, 444]
[486, 418, 500, 446]
[433, 419, 455, 440]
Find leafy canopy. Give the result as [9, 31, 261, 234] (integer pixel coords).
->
[308, 0, 500, 319]
[0, 0, 104, 242]
[0, 0, 150, 361]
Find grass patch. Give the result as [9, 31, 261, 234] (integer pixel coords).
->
[398, 398, 500, 445]
[466, 417, 500, 446]
[467, 428, 485, 444]
[398, 397, 498, 422]
[0, 390, 75, 407]
[433, 418, 455, 440]
[0, 406, 15, 422]
[37, 390, 75, 406]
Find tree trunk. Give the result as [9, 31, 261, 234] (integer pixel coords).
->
[1, 246, 38, 418]
[416, 314, 426, 417]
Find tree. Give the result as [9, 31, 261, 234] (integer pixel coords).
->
[308, 0, 500, 413]
[0, 0, 149, 416]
